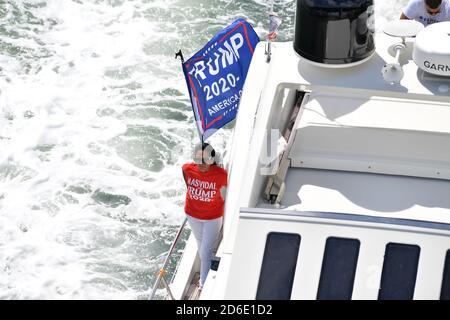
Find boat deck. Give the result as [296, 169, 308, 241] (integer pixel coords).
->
[184, 272, 201, 300]
[171, 31, 450, 300]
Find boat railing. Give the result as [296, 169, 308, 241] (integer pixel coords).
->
[149, 217, 188, 300]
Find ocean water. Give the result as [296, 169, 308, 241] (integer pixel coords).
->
[0, 0, 407, 299]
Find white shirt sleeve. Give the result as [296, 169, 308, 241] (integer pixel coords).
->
[403, 0, 422, 19]
[443, 0, 450, 22]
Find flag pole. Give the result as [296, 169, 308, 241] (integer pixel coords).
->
[266, 0, 281, 63]
[176, 49, 203, 144]
[266, 0, 274, 63]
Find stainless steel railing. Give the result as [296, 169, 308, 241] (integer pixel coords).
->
[149, 217, 188, 300]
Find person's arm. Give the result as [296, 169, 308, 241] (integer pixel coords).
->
[182, 168, 188, 187]
[220, 186, 227, 201]
[220, 170, 228, 201]
[400, 12, 411, 20]
[401, 0, 417, 20]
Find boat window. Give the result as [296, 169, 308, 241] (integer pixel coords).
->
[256, 232, 301, 300]
[378, 243, 420, 300]
[441, 250, 450, 300]
[317, 237, 360, 300]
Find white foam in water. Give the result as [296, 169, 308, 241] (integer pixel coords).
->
[0, 0, 409, 299]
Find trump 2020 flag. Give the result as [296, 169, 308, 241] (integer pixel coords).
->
[182, 18, 260, 141]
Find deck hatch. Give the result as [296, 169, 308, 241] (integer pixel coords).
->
[440, 250, 450, 300]
[256, 232, 301, 300]
[378, 243, 420, 300]
[317, 237, 360, 300]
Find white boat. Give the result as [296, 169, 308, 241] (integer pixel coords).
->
[157, 0, 450, 300]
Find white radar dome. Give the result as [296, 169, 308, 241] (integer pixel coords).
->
[413, 21, 450, 77]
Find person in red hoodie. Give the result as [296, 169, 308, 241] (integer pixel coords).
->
[182, 143, 227, 290]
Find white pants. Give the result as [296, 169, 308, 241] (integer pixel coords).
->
[186, 215, 223, 288]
